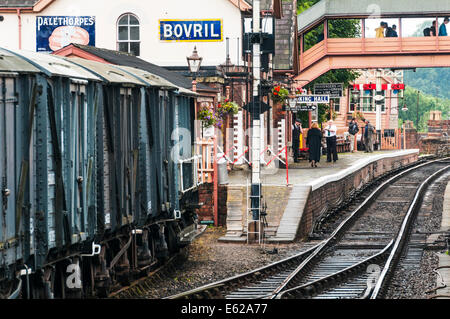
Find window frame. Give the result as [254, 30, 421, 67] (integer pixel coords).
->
[116, 13, 141, 56]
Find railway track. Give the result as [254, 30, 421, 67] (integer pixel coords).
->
[167, 158, 450, 299]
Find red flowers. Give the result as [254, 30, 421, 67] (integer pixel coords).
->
[275, 86, 281, 92]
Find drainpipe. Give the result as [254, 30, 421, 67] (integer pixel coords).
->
[17, 9, 22, 50]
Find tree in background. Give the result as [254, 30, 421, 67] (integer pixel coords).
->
[399, 87, 450, 132]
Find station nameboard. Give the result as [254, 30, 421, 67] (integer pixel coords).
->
[295, 95, 330, 104]
[314, 83, 343, 98]
[36, 16, 95, 52]
[159, 20, 223, 42]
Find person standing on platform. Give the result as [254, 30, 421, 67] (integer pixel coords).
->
[306, 122, 323, 168]
[439, 17, 449, 36]
[292, 119, 303, 163]
[363, 120, 375, 153]
[348, 118, 359, 153]
[324, 120, 338, 163]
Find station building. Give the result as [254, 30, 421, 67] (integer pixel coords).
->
[0, 0, 298, 159]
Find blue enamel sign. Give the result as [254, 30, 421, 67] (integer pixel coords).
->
[295, 95, 330, 104]
[159, 20, 222, 41]
[36, 16, 96, 52]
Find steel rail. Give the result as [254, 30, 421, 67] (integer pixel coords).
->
[165, 241, 324, 299]
[276, 240, 394, 299]
[167, 157, 448, 300]
[269, 159, 447, 298]
[370, 163, 450, 299]
[275, 159, 449, 299]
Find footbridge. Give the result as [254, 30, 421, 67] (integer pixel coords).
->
[295, 0, 450, 85]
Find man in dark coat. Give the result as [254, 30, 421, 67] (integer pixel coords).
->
[348, 118, 359, 153]
[306, 122, 322, 167]
[292, 120, 303, 163]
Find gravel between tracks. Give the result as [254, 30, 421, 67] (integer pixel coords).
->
[384, 174, 450, 299]
[139, 169, 449, 300]
[143, 227, 310, 299]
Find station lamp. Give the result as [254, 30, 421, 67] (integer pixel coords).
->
[288, 96, 297, 113]
[186, 46, 203, 92]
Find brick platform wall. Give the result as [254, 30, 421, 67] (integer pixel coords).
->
[405, 129, 419, 150]
[196, 183, 228, 226]
[297, 152, 419, 239]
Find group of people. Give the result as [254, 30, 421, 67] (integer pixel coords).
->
[292, 118, 377, 167]
[423, 17, 449, 36]
[292, 120, 338, 167]
[375, 22, 398, 38]
[375, 17, 450, 38]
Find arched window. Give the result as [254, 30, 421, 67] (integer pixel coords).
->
[117, 13, 140, 56]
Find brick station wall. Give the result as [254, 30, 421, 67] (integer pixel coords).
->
[405, 129, 419, 150]
[297, 152, 419, 239]
[197, 183, 227, 226]
[428, 120, 450, 138]
[404, 122, 450, 155]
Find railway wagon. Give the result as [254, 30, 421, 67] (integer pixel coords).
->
[0, 48, 199, 298]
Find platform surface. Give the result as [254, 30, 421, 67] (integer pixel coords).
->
[219, 149, 420, 243]
[436, 181, 450, 299]
[227, 149, 419, 188]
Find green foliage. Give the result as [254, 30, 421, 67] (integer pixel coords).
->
[399, 86, 450, 132]
[404, 22, 450, 100]
[198, 107, 218, 129]
[271, 85, 290, 103]
[297, 0, 318, 14]
[328, 19, 362, 39]
[404, 68, 450, 100]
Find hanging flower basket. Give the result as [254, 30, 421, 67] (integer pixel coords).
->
[352, 110, 365, 122]
[271, 86, 290, 104]
[198, 106, 218, 128]
[326, 109, 338, 120]
[218, 99, 240, 117]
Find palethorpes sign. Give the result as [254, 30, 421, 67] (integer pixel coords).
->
[160, 20, 222, 41]
[36, 16, 95, 52]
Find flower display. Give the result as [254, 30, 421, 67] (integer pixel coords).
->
[218, 99, 239, 116]
[198, 106, 218, 128]
[352, 110, 365, 122]
[271, 85, 290, 103]
[198, 99, 240, 129]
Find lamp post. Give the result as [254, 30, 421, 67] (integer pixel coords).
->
[416, 90, 420, 130]
[187, 46, 203, 92]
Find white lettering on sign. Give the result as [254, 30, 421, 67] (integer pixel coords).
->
[194, 24, 202, 38]
[37, 16, 95, 31]
[163, 24, 172, 38]
[174, 24, 183, 37]
[160, 20, 222, 41]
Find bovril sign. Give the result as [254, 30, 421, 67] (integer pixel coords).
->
[159, 20, 222, 42]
